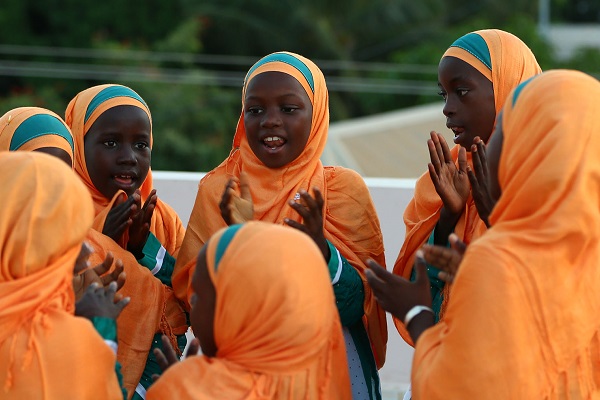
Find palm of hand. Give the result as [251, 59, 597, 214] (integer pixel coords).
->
[229, 193, 254, 224]
[436, 162, 470, 214]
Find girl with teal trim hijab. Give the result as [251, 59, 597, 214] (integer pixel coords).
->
[0, 107, 74, 165]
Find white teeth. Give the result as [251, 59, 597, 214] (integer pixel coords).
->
[264, 136, 282, 142]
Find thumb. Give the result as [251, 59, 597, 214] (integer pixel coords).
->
[449, 233, 467, 255]
[239, 171, 252, 201]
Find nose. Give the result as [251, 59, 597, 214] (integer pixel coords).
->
[260, 108, 282, 128]
[442, 95, 456, 118]
[116, 145, 137, 165]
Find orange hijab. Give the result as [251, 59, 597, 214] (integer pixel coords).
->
[412, 70, 600, 398]
[0, 107, 74, 161]
[0, 152, 122, 399]
[392, 29, 542, 343]
[173, 51, 387, 367]
[149, 222, 351, 399]
[65, 84, 187, 397]
[65, 83, 184, 256]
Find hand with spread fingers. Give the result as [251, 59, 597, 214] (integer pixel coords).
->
[427, 131, 470, 215]
[128, 189, 158, 257]
[75, 281, 130, 320]
[285, 187, 330, 262]
[220, 171, 254, 225]
[467, 136, 495, 228]
[152, 335, 201, 380]
[73, 242, 127, 301]
[103, 192, 137, 242]
[366, 252, 434, 342]
[421, 233, 467, 283]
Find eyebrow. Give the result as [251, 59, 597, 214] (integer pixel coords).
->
[246, 93, 304, 101]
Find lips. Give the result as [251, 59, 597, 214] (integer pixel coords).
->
[447, 124, 465, 144]
[113, 173, 138, 188]
[261, 135, 286, 152]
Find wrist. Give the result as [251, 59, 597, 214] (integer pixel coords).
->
[404, 305, 434, 327]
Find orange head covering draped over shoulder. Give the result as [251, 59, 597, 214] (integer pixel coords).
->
[173, 51, 387, 367]
[392, 29, 542, 344]
[0, 152, 122, 399]
[65, 84, 187, 398]
[0, 107, 74, 162]
[65, 83, 185, 255]
[149, 222, 351, 400]
[412, 70, 600, 399]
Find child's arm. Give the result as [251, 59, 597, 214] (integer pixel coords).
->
[136, 232, 177, 286]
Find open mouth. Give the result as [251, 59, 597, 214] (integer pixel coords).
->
[262, 136, 286, 152]
[450, 126, 465, 143]
[113, 174, 137, 188]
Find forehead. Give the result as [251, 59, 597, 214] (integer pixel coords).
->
[87, 105, 151, 134]
[244, 71, 310, 101]
[438, 56, 489, 85]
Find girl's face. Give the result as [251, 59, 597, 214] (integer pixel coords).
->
[438, 56, 496, 149]
[243, 71, 313, 169]
[84, 105, 151, 198]
[190, 245, 217, 357]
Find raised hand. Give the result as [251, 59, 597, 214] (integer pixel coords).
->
[421, 233, 467, 283]
[103, 192, 137, 242]
[75, 281, 130, 320]
[219, 171, 254, 225]
[467, 137, 495, 228]
[427, 132, 470, 215]
[73, 247, 127, 301]
[285, 187, 330, 262]
[128, 189, 157, 258]
[152, 335, 201, 379]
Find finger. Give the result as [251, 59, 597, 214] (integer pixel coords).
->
[471, 145, 486, 184]
[457, 146, 468, 173]
[476, 139, 489, 178]
[427, 139, 442, 174]
[438, 133, 453, 163]
[364, 262, 388, 296]
[106, 280, 118, 301]
[93, 252, 115, 277]
[142, 190, 157, 211]
[74, 241, 93, 274]
[153, 348, 171, 373]
[437, 270, 455, 283]
[288, 200, 310, 220]
[151, 374, 161, 383]
[114, 296, 131, 312]
[311, 187, 325, 210]
[467, 166, 480, 192]
[449, 233, 467, 255]
[239, 171, 252, 201]
[421, 244, 453, 270]
[427, 163, 440, 187]
[431, 132, 445, 165]
[414, 250, 430, 287]
[299, 190, 319, 214]
[116, 272, 126, 292]
[365, 258, 391, 280]
[185, 338, 200, 358]
[161, 334, 180, 365]
[283, 218, 309, 234]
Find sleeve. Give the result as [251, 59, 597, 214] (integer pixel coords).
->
[137, 232, 176, 286]
[327, 239, 366, 327]
[91, 317, 128, 400]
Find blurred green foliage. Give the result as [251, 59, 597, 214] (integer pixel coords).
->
[0, 0, 598, 171]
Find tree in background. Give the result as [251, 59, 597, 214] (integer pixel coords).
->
[0, 0, 597, 171]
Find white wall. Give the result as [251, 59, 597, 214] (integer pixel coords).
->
[153, 171, 417, 393]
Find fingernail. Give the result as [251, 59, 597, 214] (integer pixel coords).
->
[416, 250, 424, 259]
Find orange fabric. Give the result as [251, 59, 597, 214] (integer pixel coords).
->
[392, 29, 541, 345]
[173, 51, 387, 367]
[0, 107, 73, 159]
[148, 222, 351, 400]
[65, 84, 187, 397]
[0, 152, 122, 399]
[412, 70, 600, 398]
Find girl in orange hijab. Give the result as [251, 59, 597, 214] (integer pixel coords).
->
[173, 52, 386, 399]
[0, 106, 74, 165]
[392, 29, 541, 345]
[149, 221, 351, 399]
[0, 152, 123, 399]
[65, 84, 188, 399]
[370, 70, 600, 398]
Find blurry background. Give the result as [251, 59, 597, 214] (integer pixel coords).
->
[1, 0, 599, 175]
